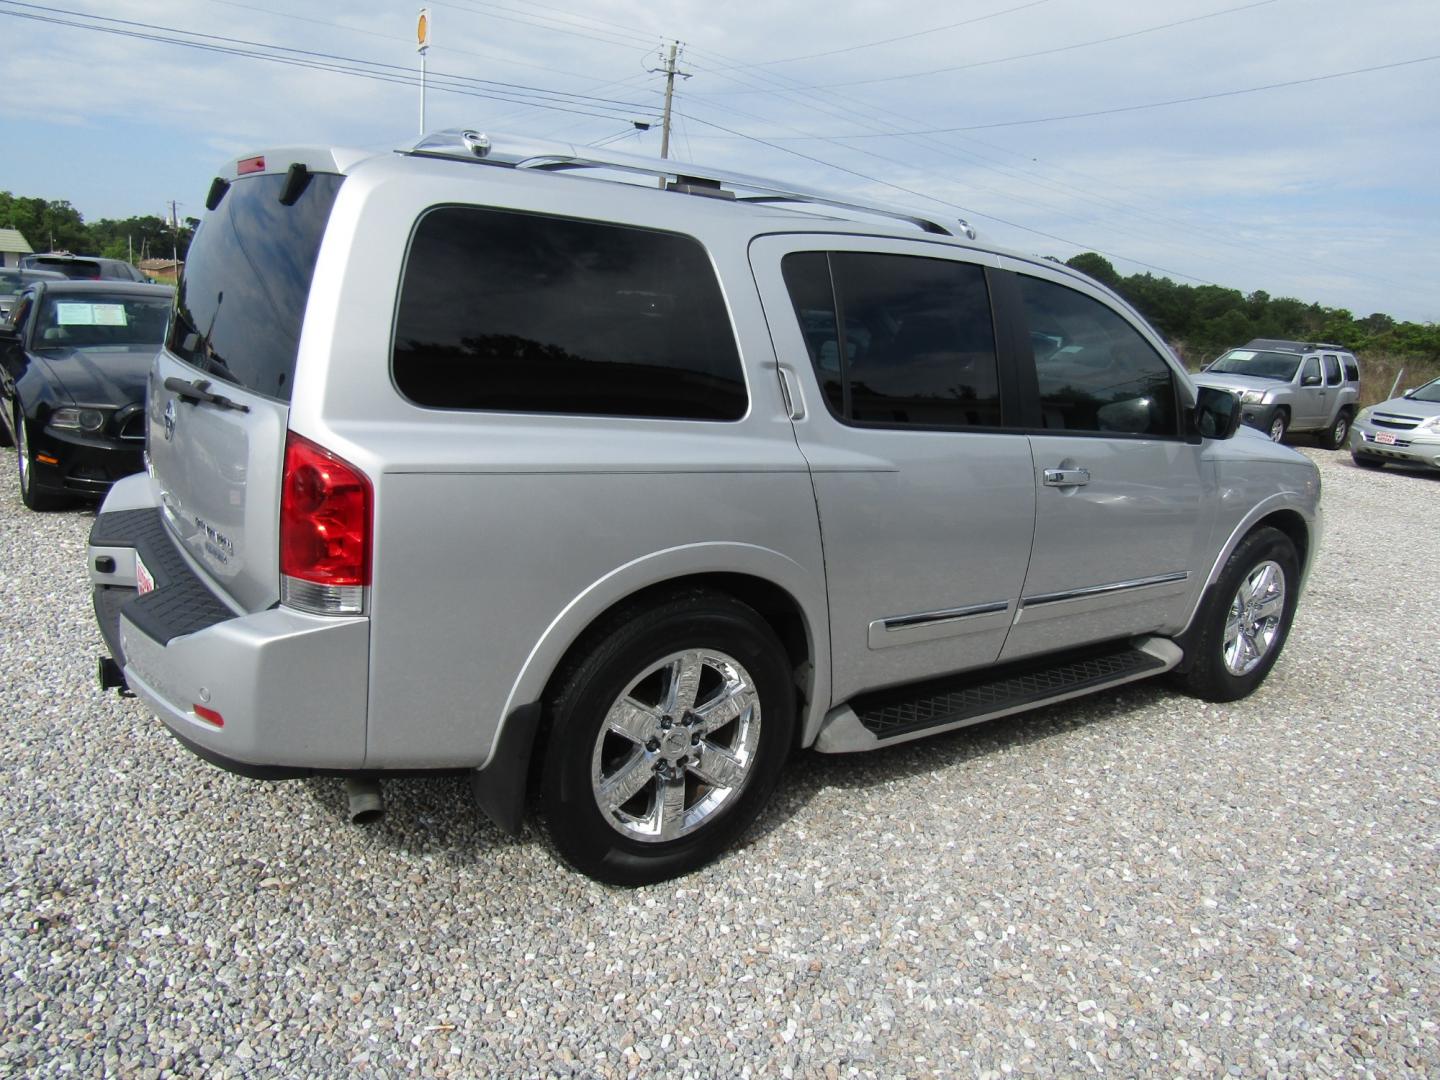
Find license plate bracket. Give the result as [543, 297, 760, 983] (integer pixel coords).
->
[1375, 432, 1398, 446]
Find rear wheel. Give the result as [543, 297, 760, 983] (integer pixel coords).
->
[1174, 526, 1299, 702]
[539, 591, 795, 885]
[1267, 409, 1289, 444]
[16, 413, 66, 511]
[1321, 409, 1352, 450]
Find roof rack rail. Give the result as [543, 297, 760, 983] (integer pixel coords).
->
[402, 129, 975, 240]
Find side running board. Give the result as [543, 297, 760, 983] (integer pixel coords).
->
[813, 637, 1181, 753]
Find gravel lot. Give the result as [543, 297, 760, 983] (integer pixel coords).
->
[2, 446, 1437, 1078]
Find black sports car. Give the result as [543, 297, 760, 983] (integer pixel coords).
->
[1, 279, 173, 510]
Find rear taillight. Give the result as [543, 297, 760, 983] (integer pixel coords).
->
[279, 431, 371, 615]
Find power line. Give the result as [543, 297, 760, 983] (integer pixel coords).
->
[0, 1, 657, 113]
[711, 0, 1054, 69]
[676, 110, 1218, 284]
[698, 0, 1281, 93]
[0, 5, 648, 124]
[196, 0, 617, 80]
[780, 53, 1440, 136]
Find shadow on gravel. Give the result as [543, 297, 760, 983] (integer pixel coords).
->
[295, 773, 535, 865]
[282, 680, 1177, 870]
[735, 679, 1173, 854]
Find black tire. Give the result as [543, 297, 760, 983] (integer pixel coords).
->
[1266, 409, 1289, 444]
[539, 591, 795, 886]
[1173, 526, 1299, 703]
[16, 413, 66, 511]
[1321, 409, 1352, 451]
[1351, 451, 1384, 470]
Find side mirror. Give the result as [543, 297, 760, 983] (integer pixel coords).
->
[1402, 387, 1415, 398]
[1302, 373, 1322, 386]
[1192, 386, 1240, 440]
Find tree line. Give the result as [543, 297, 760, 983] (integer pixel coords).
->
[0, 192, 197, 265]
[1064, 252, 1440, 365]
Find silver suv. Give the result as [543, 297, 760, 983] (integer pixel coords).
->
[87, 131, 1321, 884]
[1194, 338, 1361, 447]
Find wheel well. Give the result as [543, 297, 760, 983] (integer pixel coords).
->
[536, 573, 815, 749]
[1253, 509, 1309, 573]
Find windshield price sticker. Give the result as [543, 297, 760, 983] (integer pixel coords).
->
[55, 302, 129, 327]
[135, 554, 156, 595]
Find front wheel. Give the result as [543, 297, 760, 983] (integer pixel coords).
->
[1267, 409, 1289, 444]
[16, 413, 66, 511]
[1351, 451, 1384, 470]
[539, 591, 795, 885]
[1321, 410, 1351, 450]
[1174, 527, 1299, 703]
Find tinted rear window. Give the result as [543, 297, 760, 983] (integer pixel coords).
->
[168, 171, 344, 401]
[392, 207, 746, 421]
[36, 258, 101, 280]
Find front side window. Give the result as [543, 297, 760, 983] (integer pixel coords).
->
[780, 250, 1002, 428]
[393, 207, 746, 421]
[1323, 354, 1342, 386]
[1017, 275, 1177, 436]
[1300, 356, 1320, 385]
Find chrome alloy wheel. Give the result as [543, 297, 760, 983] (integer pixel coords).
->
[590, 649, 762, 843]
[1268, 414, 1286, 442]
[16, 414, 31, 493]
[1222, 560, 1286, 676]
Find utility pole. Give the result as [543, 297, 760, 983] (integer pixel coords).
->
[168, 200, 179, 278]
[656, 41, 688, 160]
[417, 8, 430, 136]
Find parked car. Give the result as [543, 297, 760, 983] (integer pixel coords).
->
[0, 267, 66, 321]
[86, 131, 1321, 884]
[1350, 375, 1440, 471]
[1193, 338, 1360, 447]
[0, 279, 173, 509]
[19, 253, 148, 283]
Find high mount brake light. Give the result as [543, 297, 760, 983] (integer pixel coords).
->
[237, 156, 266, 175]
[279, 432, 372, 615]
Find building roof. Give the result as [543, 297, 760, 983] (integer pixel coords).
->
[0, 228, 34, 255]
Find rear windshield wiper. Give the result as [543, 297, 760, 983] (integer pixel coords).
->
[163, 376, 251, 413]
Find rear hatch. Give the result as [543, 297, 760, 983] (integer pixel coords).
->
[147, 154, 346, 613]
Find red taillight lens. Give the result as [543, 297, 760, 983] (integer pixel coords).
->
[237, 155, 266, 174]
[279, 432, 372, 588]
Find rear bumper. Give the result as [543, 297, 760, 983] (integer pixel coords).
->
[88, 500, 371, 771]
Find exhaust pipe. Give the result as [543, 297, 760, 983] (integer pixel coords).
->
[344, 777, 384, 824]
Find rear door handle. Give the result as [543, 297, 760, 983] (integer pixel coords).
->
[1043, 467, 1090, 487]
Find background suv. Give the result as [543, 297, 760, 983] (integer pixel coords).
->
[86, 131, 1321, 884]
[1194, 337, 1360, 447]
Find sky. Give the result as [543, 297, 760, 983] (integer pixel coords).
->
[2, 0, 1437, 322]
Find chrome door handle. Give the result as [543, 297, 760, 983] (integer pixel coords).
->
[1043, 467, 1090, 487]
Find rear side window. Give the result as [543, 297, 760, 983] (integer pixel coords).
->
[392, 207, 746, 421]
[1323, 354, 1342, 386]
[1343, 356, 1359, 381]
[169, 171, 344, 402]
[780, 250, 1002, 428]
[1016, 274, 1177, 436]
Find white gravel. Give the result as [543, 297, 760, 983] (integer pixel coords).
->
[1, 446, 1437, 1078]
